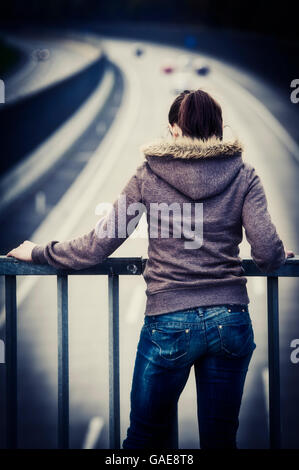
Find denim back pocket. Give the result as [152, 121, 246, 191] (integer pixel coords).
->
[217, 312, 256, 358]
[148, 323, 190, 361]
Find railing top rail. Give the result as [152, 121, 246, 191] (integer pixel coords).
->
[0, 256, 144, 276]
[0, 255, 298, 277]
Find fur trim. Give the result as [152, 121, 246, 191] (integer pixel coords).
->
[140, 136, 243, 159]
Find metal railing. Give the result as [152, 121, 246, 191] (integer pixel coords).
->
[0, 255, 298, 449]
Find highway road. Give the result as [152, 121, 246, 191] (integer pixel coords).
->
[0, 36, 298, 449]
[4, 32, 102, 103]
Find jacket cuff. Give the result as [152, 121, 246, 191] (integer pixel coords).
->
[32, 245, 48, 265]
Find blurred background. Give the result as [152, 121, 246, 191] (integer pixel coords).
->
[0, 0, 299, 449]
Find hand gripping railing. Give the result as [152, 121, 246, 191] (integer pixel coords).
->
[1, 255, 298, 449]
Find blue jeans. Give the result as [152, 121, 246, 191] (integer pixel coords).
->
[122, 304, 256, 449]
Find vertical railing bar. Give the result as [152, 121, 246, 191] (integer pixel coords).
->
[5, 275, 17, 449]
[172, 405, 179, 448]
[108, 274, 120, 449]
[57, 275, 69, 449]
[267, 276, 281, 449]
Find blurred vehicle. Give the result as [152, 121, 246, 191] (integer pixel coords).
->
[161, 64, 175, 74]
[193, 58, 210, 76]
[132, 42, 145, 57]
[31, 48, 51, 61]
[160, 57, 176, 74]
[195, 65, 210, 76]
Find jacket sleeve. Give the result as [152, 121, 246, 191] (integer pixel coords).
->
[242, 166, 286, 273]
[31, 164, 145, 270]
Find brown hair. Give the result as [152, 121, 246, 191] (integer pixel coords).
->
[168, 89, 223, 140]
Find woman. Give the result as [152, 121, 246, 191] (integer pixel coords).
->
[7, 89, 293, 449]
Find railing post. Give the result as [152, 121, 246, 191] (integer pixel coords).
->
[57, 275, 69, 449]
[267, 276, 281, 449]
[108, 273, 120, 449]
[5, 275, 17, 449]
[170, 405, 179, 448]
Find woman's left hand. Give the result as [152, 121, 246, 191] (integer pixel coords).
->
[6, 240, 36, 262]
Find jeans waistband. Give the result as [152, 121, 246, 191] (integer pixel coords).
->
[144, 304, 249, 324]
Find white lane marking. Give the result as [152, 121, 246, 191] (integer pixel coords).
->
[82, 416, 104, 449]
[125, 285, 146, 324]
[35, 191, 47, 215]
[0, 46, 142, 329]
[262, 366, 269, 430]
[0, 65, 114, 214]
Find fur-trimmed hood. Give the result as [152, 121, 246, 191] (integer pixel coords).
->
[140, 136, 244, 200]
[140, 136, 243, 160]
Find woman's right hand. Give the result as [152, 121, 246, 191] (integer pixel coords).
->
[285, 250, 295, 259]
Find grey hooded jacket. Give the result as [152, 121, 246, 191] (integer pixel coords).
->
[32, 136, 286, 316]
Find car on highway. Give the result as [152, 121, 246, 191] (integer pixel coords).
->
[160, 57, 176, 74]
[132, 42, 145, 57]
[192, 57, 210, 76]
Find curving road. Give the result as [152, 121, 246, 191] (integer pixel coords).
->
[4, 32, 102, 103]
[0, 36, 298, 449]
